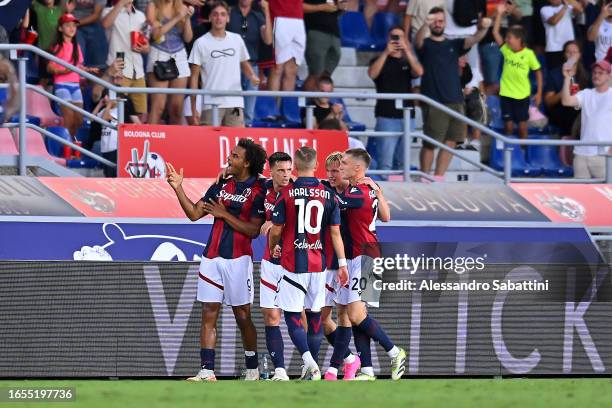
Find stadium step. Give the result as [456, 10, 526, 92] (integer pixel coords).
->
[331, 66, 373, 89]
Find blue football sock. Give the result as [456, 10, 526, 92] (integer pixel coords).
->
[265, 325, 285, 369]
[284, 311, 309, 355]
[200, 348, 215, 370]
[330, 326, 352, 369]
[327, 328, 353, 359]
[306, 311, 324, 363]
[245, 350, 258, 370]
[352, 325, 372, 367]
[357, 315, 394, 352]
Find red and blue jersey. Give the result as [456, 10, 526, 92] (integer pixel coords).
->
[272, 177, 340, 274]
[321, 179, 342, 270]
[337, 183, 380, 260]
[201, 176, 266, 259]
[262, 180, 280, 265]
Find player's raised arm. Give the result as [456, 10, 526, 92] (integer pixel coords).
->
[358, 177, 391, 222]
[166, 163, 208, 221]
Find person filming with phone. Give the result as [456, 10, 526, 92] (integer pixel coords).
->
[587, 0, 612, 63]
[367, 26, 423, 179]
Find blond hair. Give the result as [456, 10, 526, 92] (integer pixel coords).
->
[325, 151, 343, 169]
[294, 146, 317, 171]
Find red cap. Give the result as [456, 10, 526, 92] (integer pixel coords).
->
[592, 60, 612, 74]
[606, 46, 612, 63]
[58, 13, 79, 26]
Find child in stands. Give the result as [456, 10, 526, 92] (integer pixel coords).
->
[47, 13, 97, 136]
[493, 2, 543, 140]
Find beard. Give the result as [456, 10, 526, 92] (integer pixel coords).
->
[431, 27, 444, 37]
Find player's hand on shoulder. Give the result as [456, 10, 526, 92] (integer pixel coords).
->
[357, 177, 381, 193]
[166, 162, 183, 190]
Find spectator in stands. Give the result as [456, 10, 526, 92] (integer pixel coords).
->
[478, 0, 521, 96]
[458, 55, 485, 151]
[562, 59, 612, 179]
[62, 0, 108, 68]
[369, 26, 423, 179]
[146, 0, 194, 124]
[317, 117, 366, 149]
[0, 23, 8, 60]
[302, 0, 347, 91]
[494, 2, 543, 140]
[48, 13, 97, 136]
[91, 73, 141, 177]
[443, 0, 486, 98]
[587, 1, 612, 62]
[188, 1, 258, 126]
[415, 7, 491, 177]
[31, 1, 66, 87]
[303, 75, 348, 129]
[540, 0, 584, 70]
[545, 40, 589, 136]
[267, 0, 305, 92]
[102, 0, 150, 118]
[227, 0, 272, 126]
[403, 0, 446, 40]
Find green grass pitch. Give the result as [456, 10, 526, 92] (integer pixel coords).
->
[1, 378, 612, 408]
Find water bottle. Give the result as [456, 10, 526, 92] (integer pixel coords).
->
[259, 353, 270, 380]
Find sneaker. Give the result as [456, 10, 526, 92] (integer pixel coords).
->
[268, 368, 290, 381]
[186, 368, 217, 382]
[342, 354, 361, 381]
[244, 368, 260, 381]
[390, 348, 407, 380]
[323, 371, 337, 381]
[300, 366, 321, 381]
[352, 372, 376, 381]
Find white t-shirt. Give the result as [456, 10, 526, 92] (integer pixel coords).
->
[100, 108, 118, 153]
[188, 31, 249, 109]
[102, 6, 147, 79]
[575, 88, 612, 156]
[444, 0, 477, 37]
[540, 5, 575, 53]
[594, 19, 612, 62]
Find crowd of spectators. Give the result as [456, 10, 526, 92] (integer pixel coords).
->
[1, 0, 611, 179]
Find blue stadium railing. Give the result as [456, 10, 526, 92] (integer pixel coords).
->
[1, 43, 612, 183]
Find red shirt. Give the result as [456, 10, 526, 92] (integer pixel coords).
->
[262, 183, 280, 264]
[338, 184, 381, 259]
[269, 0, 304, 19]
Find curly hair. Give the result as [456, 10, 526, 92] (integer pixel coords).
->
[238, 138, 267, 176]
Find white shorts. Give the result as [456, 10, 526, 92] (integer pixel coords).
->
[273, 17, 306, 65]
[146, 46, 191, 79]
[197, 255, 254, 306]
[336, 256, 380, 307]
[324, 269, 338, 307]
[260, 259, 283, 309]
[276, 269, 326, 313]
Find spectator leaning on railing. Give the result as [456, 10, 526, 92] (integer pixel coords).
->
[146, 0, 194, 125]
[415, 7, 491, 178]
[562, 59, 612, 179]
[102, 0, 150, 117]
[188, 0, 258, 127]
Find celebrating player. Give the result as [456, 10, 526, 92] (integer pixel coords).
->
[269, 146, 349, 381]
[319, 152, 361, 379]
[325, 148, 406, 381]
[259, 152, 293, 381]
[166, 138, 268, 382]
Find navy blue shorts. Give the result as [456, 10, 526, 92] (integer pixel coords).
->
[500, 96, 529, 124]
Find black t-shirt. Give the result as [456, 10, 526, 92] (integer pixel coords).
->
[227, 7, 265, 61]
[370, 55, 415, 119]
[304, 0, 340, 37]
[418, 38, 468, 104]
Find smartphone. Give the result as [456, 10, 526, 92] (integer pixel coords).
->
[390, 34, 400, 41]
[116, 51, 125, 60]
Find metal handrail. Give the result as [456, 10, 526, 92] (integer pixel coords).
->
[2, 43, 612, 182]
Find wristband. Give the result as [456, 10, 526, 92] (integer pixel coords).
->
[338, 258, 347, 267]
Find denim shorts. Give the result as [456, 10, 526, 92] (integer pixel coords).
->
[479, 42, 502, 85]
[54, 82, 83, 103]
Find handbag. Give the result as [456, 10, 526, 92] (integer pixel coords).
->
[153, 58, 179, 81]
